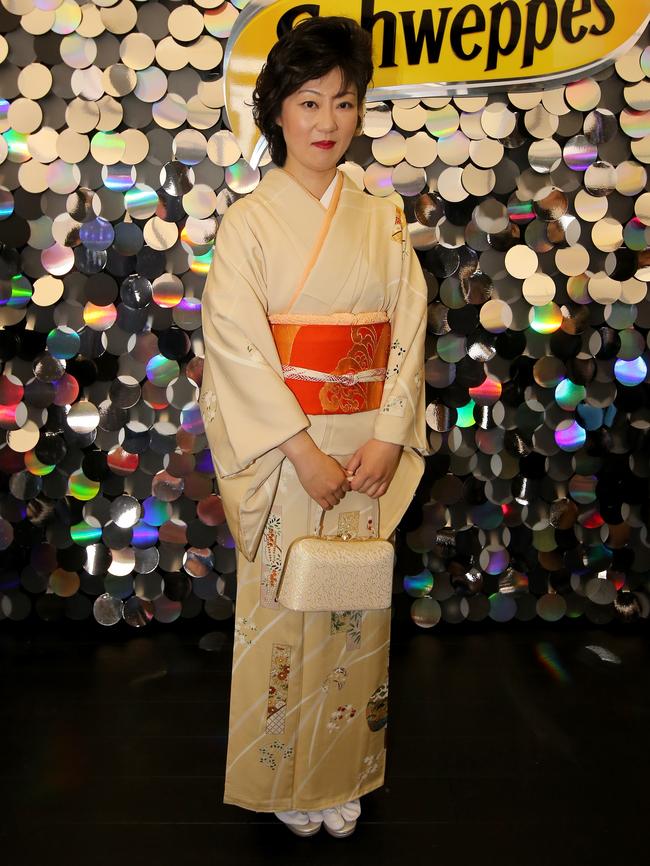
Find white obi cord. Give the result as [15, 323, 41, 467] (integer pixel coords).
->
[281, 366, 387, 385]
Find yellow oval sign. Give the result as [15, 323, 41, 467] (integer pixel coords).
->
[224, 0, 650, 166]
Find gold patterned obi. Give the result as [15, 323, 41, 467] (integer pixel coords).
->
[268, 311, 391, 415]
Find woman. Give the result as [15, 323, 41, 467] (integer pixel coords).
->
[199, 15, 428, 838]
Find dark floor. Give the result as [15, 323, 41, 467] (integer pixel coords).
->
[0, 601, 648, 866]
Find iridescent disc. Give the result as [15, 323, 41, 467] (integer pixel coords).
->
[363, 102, 392, 138]
[529, 139, 562, 173]
[124, 183, 158, 219]
[0, 187, 14, 220]
[134, 66, 168, 103]
[574, 189, 608, 221]
[563, 135, 597, 171]
[392, 162, 426, 197]
[623, 217, 649, 250]
[364, 161, 397, 199]
[146, 354, 180, 387]
[120, 33, 156, 70]
[101, 163, 136, 191]
[616, 161, 647, 196]
[565, 78, 601, 111]
[207, 130, 241, 166]
[68, 469, 100, 501]
[203, 2, 239, 38]
[583, 108, 617, 145]
[79, 216, 114, 251]
[47, 325, 80, 359]
[84, 302, 117, 330]
[523, 273, 555, 305]
[588, 273, 622, 304]
[614, 357, 647, 386]
[555, 378, 586, 410]
[372, 130, 406, 166]
[469, 376, 502, 406]
[173, 129, 207, 165]
[505, 245, 538, 278]
[620, 109, 650, 139]
[425, 104, 459, 138]
[42, 243, 75, 276]
[224, 159, 259, 195]
[507, 197, 535, 224]
[529, 302, 562, 334]
[435, 130, 468, 167]
[481, 103, 516, 138]
[554, 420, 586, 451]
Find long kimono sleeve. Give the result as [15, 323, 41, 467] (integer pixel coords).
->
[199, 202, 311, 479]
[373, 207, 429, 452]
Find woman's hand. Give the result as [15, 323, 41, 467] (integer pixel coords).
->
[344, 439, 403, 499]
[279, 430, 351, 510]
[294, 450, 352, 510]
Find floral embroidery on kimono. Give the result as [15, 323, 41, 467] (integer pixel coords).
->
[199, 387, 217, 426]
[265, 643, 291, 734]
[321, 666, 348, 693]
[326, 704, 358, 732]
[260, 510, 283, 609]
[234, 615, 258, 647]
[391, 206, 408, 259]
[380, 395, 407, 417]
[384, 338, 407, 383]
[358, 749, 384, 785]
[259, 739, 294, 770]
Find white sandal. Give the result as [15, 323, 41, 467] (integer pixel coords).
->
[274, 809, 323, 837]
[320, 799, 361, 837]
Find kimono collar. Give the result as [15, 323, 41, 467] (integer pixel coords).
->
[260, 166, 347, 213]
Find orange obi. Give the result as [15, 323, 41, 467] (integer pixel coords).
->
[269, 312, 391, 415]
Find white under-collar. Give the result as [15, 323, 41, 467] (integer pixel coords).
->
[319, 171, 339, 207]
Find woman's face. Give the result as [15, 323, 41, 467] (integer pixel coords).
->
[276, 67, 360, 182]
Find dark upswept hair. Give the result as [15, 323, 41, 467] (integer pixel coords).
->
[252, 16, 374, 166]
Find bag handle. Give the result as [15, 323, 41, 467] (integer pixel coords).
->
[316, 503, 380, 540]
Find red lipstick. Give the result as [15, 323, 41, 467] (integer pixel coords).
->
[313, 141, 335, 149]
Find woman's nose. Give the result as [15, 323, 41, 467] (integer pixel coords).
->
[317, 105, 337, 131]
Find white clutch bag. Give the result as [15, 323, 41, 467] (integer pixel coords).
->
[274, 507, 395, 612]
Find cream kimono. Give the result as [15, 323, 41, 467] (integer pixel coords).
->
[199, 166, 428, 812]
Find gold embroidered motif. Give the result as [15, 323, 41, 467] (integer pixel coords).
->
[319, 324, 387, 413]
[391, 207, 408, 258]
[337, 511, 360, 537]
[199, 388, 217, 425]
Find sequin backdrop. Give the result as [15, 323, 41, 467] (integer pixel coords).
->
[0, 1, 648, 628]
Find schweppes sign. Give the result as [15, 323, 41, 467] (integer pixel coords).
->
[224, 0, 650, 167]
